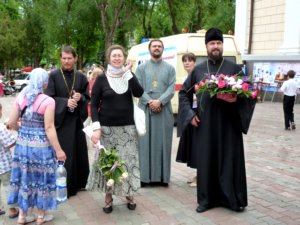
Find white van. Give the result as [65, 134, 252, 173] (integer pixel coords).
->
[128, 31, 242, 116]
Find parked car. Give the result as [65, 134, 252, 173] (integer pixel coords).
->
[14, 72, 30, 91]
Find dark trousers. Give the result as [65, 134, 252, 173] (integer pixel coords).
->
[283, 95, 295, 128]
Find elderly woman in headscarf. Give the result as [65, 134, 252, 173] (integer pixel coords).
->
[6, 68, 66, 225]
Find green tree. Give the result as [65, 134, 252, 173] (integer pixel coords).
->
[203, 0, 236, 33]
[35, 0, 101, 69]
[95, 0, 140, 51]
[0, 0, 237, 71]
[20, 0, 46, 68]
[0, 1, 25, 74]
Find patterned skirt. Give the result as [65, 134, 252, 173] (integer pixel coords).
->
[86, 125, 140, 196]
[7, 136, 57, 212]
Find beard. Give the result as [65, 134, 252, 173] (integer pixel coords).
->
[150, 51, 162, 59]
[62, 64, 74, 71]
[207, 49, 223, 61]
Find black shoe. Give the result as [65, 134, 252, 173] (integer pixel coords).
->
[127, 203, 137, 210]
[161, 182, 169, 187]
[126, 196, 137, 210]
[235, 207, 245, 212]
[196, 205, 207, 213]
[291, 122, 296, 130]
[103, 199, 113, 214]
[285, 127, 291, 130]
[77, 188, 87, 191]
[103, 205, 113, 214]
[126, 196, 136, 210]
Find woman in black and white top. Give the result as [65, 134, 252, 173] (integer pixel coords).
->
[87, 44, 144, 214]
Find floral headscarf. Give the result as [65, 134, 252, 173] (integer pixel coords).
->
[17, 68, 49, 118]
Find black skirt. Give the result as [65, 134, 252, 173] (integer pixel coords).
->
[176, 124, 198, 169]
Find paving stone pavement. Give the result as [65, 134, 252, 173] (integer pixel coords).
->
[0, 95, 300, 225]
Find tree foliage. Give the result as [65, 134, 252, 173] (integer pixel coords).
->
[0, 0, 236, 71]
[202, 0, 236, 34]
[0, 1, 25, 72]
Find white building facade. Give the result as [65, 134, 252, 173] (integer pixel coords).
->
[235, 0, 300, 93]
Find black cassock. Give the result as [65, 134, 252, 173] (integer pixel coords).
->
[177, 58, 256, 211]
[45, 69, 90, 197]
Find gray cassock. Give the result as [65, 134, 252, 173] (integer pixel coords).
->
[135, 59, 176, 183]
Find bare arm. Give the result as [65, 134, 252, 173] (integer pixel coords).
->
[6, 104, 20, 130]
[44, 107, 67, 161]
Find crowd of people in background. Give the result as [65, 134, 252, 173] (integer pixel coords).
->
[1, 27, 298, 224]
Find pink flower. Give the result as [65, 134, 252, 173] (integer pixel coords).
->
[251, 90, 258, 99]
[218, 74, 225, 79]
[198, 81, 204, 87]
[195, 73, 256, 99]
[218, 80, 226, 89]
[242, 83, 249, 91]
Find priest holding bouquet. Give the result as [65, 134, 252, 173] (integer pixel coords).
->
[177, 27, 256, 213]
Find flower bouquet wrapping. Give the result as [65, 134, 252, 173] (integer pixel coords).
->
[194, 74, 258, 100]
[97, 147, 128, 188]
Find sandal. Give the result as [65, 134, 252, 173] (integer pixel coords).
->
[17, 215, 36, 225]
[36, 214, 54, 225]
[103, 198, 113, 214]
[189, 181, 197, 187]
[187, 176, 197, 184]
[8, 207, 19, 219]
[126, 196, 137, 210]
[187, 179, 193, 184]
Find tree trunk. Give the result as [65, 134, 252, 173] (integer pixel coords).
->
[166, 0, 179, 34]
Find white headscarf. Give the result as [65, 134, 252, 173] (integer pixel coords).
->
[17, 68, 49, 119]
[106, 64, 128, 94]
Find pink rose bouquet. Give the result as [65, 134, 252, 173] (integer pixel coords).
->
[194, 74, 257, 99]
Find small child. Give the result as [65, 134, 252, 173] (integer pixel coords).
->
[0, 102, 19, 218]
[280, 70, 298, 130]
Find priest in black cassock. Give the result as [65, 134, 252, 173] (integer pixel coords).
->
[45, 45, 90, 197]
[177, 28, 256, 213]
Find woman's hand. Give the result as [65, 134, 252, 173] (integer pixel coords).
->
[91, 129, 101, 144]
[56, 149, 67, 161]
[124, 60, 133, 71]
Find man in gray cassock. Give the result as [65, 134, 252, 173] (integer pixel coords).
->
[135, 39, 176, 186]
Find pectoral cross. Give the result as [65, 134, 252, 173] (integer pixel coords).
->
[152, 80, 158, 89]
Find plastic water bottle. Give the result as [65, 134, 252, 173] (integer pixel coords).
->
[56, 161, 67, 203]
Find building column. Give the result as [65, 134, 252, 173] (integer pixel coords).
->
[234, 0, 249, 55]
[279, 0, 300, 54]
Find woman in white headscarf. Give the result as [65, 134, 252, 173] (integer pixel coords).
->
[6, 68, 66, 225]
[88, 45, 144, 214]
